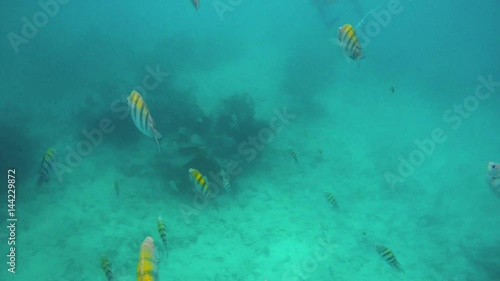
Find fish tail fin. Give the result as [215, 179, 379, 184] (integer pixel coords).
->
[357, 52, 366, 68]
[151, 125, 162, 152]
[155, 136, 161, 152]
[158, 246, 168, 259]
[396, 262, 405, 273]
[36, 176, 44, 187]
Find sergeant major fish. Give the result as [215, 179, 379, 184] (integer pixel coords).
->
[101, 255, 114, 281]
[37, 148, 57, 186]
[338, 23, 365, 62]
[157, 217, 168, 249]
[288, 147, 299, 163]
[189, 168, 215, 199]
[220, 169, 231, 192]
[325, 191, 338, 210]
[137, 237, 158, 281]
[127, 90, 162, 152]
[376, 244, 404, 272]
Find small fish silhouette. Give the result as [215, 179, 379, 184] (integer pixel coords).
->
[114, 180, 119, 198]
[325, 192, 338, 210]
[376, 244, 404, 272]
[288, 148, 299, 163]
[101, 255, 114, 281]
[157, 217, 168, 250]
[220, 169, 231, 192]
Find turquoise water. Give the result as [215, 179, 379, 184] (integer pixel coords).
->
[1, 0, 499, 280]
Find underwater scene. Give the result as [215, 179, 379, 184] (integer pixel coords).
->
[0, 0, 499, 280]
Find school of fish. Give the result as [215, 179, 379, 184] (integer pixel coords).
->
[31, 2, 498, 280]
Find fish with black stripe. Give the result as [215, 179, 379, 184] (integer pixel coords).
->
[37, 148, 57, 186]
[189, 168, 220, 210]
[189, 168, 215, 199]
[324, 191, 338, 210]
[101, 255, 114, 281]
[137, 237, 159, 281]
[338, 23, 365, 62]
[220, 169, 231, 192]
[157, 217, 168, 250]
[127, 90, 162, 152]
[375, 244, 404, 272]
[288, 147, 299, 163]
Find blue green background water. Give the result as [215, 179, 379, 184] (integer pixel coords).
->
[0, 0, 499, 280]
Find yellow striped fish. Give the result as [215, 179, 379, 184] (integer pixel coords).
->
[101, 255, 114, 281]
[127, 90, 162, 152]
[324, 191, 338, 209]
[189, 168, 214, 199]
[338, 23, 365, 62]
[220, 169, 231, 192]
[137, 237, 159, 281]
[157, 217, 168, 249]
[376, 244, 404, 272]
[37, 148, 57, 186]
